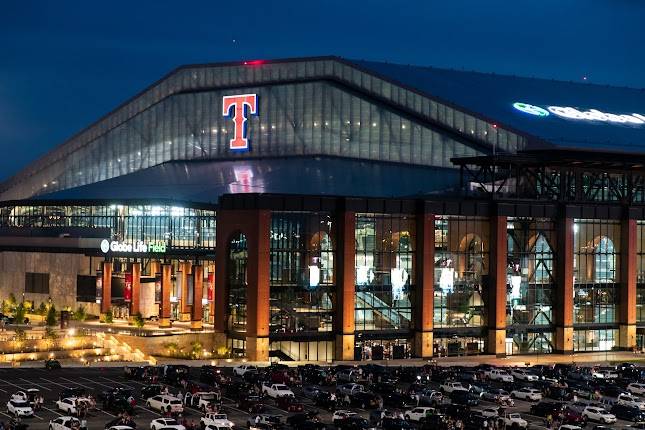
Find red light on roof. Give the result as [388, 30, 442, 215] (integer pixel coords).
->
[493, 123, 498, 128]
[243, 60, 265, 66]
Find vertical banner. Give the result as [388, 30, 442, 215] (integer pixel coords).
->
[124, 273, 133, 302]
[96, 273, 103, 304]
[207, 272, 214, 301]
[187, 274, 194, 305]
[154, 276, 162, 303]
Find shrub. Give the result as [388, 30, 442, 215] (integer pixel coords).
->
[13, 327, 26, 343]
[73, 305, 87, 322]
[132, 313, 145, 329]
[6, 293, 16, 311]
[44, 326, 58, 348]
[46, 305, 57, 326]
[104, 308, 113, 324]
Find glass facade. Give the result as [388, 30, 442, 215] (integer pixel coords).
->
[573, 219, 620, 351]
[269, 212, 335, 337]
[638, 221, 645, 323]
[1, 59, 530, 202]
[506, 218, 555, 354]
[227, 232, 248, 335]
[354, 214, 415, 333]
[1, 204, 216, 250]
[433, 216, 488, 328]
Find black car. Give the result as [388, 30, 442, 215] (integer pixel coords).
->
[370, 382, 397, 395]
[350, 391, 379, 409]
[237, 395, 266, 413]
[419, 414, 450, 430]
[140, 384, 163, 399]
[383, 392, 413, 409]
[59, 387, 86, 400]
[45, 359, 61, 370]
[545, 385, 573, 401]
[438, 404, 470, 419]
[381, 418, 412, 430]
[313, 391, 337, 411]
[102, 395, 136, 415]
[449, 390, 479, 406]
[464, 415, 489, 430]
[530, 401, 564, 418]
[610, 403, 645, 422]
[336, 417, 372, 430]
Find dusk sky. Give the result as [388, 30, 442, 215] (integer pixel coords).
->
[1, 1, 644, 182]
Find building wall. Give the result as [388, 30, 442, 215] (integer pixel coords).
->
[0, 251, 101, 315]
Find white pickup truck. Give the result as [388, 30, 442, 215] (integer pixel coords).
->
[146, 395, 184, 413]
[201, 413, 234, 428]
[261, 383, 295, 399]
[504, 413, 527, 428]
[440, 381, 467, 394]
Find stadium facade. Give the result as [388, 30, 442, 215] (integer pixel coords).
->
[1, 56, 645, 361]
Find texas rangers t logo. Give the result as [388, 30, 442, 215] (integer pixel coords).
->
[222, 94, 258, 152]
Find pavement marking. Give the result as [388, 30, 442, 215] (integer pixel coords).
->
[61, 377, 96, 391]
[95, 407, 116, 417]
[32, 413, 45, 420]
[2, 379, 28, 392]
[42, 406, 64, 417]
[40, 377, 75, 390]
[20, 378, 52, 391]
[0, 411, 12, 419]
[137, 405, 162, 417]
[100, 376, 135, 389]
[0, 385, 8, 393]
[78, 376, 114, 389]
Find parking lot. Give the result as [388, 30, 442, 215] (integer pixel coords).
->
[0, 362, 642, 429]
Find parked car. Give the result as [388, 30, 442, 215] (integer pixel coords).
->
[237, 395, 266, 414]
[233, 364, 258, 377]
[49, 416, 81, 430]
[200, 413, 234, 429]
[150, 417, 186, 430]
[439, 381, 467, 393]
[45, 359, 62, 370]
[6, 399, 34, 417]
[449, 390, 479, 407]
[582, 406, 616, 424]
[617, 393, 645, 410]
[511, 388, 542, 401]
[262, 383, 294, 399]
[510, 369, 539, 381]
[404, 407, 436, 422]
[146, 395, 184, 413]
[610, 403, 645, 422]
[276, 395, 304, 412]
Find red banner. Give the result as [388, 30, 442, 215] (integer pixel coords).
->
[124, 273, 132, 302]
[96, 273, 103, 304]
[207, 272, 214, 301]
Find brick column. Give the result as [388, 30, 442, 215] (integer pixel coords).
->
[335, 210, 356, 361]
[488, 215, 507, 357]
[620, 218, 637, 349]
[555, 217, 574, 353]
[179, 261, 192, 322]
[159, 263, 172, 328]
[414, 211, 434, 358]
[100, 261, 112, 316]
[129, 262, 141, 317]
[246, 210, 271, 362]
[191, 264, 204, 330]
[215, 209, 271, 361]
[149, 260, 160, 278]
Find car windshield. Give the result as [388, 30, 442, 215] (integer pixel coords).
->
[213, 415, 227, 419]
[201, 393, 216, 400]
[12, 401, 29, 407]
[169, 400, 182, 405]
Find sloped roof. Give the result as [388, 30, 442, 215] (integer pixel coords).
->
[33, 157, 458, 205]
[351, 59, 645, 153]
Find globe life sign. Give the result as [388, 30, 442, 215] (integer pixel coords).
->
[513, 102, 645, 126]
[100, 239, 167, 254]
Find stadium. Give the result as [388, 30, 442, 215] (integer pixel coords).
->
[1, 56, 644, 362]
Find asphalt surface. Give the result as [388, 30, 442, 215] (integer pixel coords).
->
[0, 365, 637, 429]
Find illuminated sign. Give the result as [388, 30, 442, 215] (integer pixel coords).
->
[222, 94, 258, 152]
[100, 239, 167, 254]
[513, 101, 645, 125]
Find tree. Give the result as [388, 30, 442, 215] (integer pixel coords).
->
[73, 305, 87, 322]
[6, 293, 16, 310]
[37, 302, 47, 316]
[13, 302, 26, 324]
[44, 326, 58, 349]
[46, 304, 57, 327]
[104, 308, 113, 324]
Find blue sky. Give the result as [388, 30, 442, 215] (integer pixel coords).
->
[1, 0, 644, 181]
